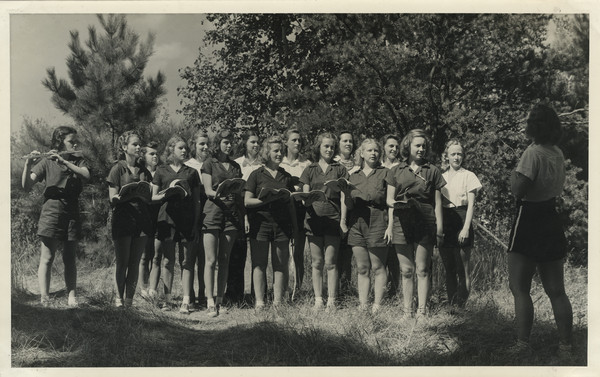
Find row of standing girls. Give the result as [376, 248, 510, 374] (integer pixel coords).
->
[21, 126, 483, 317]
[20, 104, 574, 354]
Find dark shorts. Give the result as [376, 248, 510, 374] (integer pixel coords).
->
[37, 198, 81, 241]
[347, 207, 388, 248]
[156, 221, 193, 243]
[305, 203, 341, 237]
[442, 206, 474, 248]
[249, 219, 292, 242]
[111, 202, 151, 240]
[391, 202, 436, 245]
[202, 198, 242, 233]
[507, 199, 567, 263]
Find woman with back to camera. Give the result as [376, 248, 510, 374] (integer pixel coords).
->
[507, 104, 573, 357]
[280, 127, 311, 296]
[202, 129, 245, 317]
[385, 129, 445, 319]
[244, 135, 297, 309]
[439, 139, 482, 308]
[22, 126, 90, 307]
[107, 131, 153, 308]
[341, 138, 393, 313]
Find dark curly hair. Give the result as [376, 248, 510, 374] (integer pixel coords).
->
[399, 129, 431, 162]
[525, 104, 562, 145]
[50, 126, 77, 151]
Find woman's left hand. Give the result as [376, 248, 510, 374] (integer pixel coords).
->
[458, 227, 469, 245]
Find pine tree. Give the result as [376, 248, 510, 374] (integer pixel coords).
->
[43, 14, 166, 150]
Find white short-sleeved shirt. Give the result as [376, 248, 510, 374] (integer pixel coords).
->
[184, 158, 204, 185]
[234, 156, 263, 181]
[441, 167, 482, 208]
[516, 143, 565, 202]
[280, 156, 311, 178]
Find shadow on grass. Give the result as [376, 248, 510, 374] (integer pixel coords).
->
[12, 299, 391, 367]
[400, 304, 587, 367]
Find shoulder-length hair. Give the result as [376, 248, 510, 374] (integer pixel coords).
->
[188, 130, 209, 159]
[260, 135, 284, 163]
[399, 129, 431, 162]
[209, 129, 234, 157]
[162, 135, 187, 165]
[116, 130, 140, 161]
[525, 104, 562, 145]
[51, 126, 77, 151]
[441, 139, 466, 171]
[234, 129, 260, 159]
[311, 132, 338, 162]
[355, 138, 382, 169]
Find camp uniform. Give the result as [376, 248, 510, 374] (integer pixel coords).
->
[31, 155, 88, 241]
[201, 157, 244, 232]
[107, 160, 153, 239]
[281, 156, 311, 232]
[299, 162, 348, 237]
[184, 158, 208, 222]
[386, 161, 446, 245]
[235, 155, 263, 181]
[245, 166, 296, 242]
[508, 143, 567, 262]
[440, 167, 482, 247]
[153, 164, 200, 242]
[347, 166, 390, 249]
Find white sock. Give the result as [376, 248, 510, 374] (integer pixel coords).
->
[207, 298, 215, 307]
[182, 296, 190, 305]
[315, 297, 323, 305]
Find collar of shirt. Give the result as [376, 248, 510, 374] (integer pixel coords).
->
[282, 156, 306, 167]
[352, 164, 385, 177]
[237, 156, 261, 168]
[397, 160, 431, 171]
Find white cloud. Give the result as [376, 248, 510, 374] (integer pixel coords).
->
[152, 42, 184, 63]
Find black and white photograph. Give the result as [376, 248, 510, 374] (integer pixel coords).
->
[4, 1, 594, 373]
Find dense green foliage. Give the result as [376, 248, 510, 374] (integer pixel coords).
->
[179, 14, 588, 263]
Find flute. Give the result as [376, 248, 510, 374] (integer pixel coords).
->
[22, 150, 84, 159]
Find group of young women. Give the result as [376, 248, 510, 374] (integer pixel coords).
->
[21, 104, 573, 353]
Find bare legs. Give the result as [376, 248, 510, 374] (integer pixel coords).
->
[203, 230, 238, 307]
[395, 242, 433, 314]
[114, 236, 146, 304]
[251, 239, 290, 306]
[38, 236, 77, 303]
[509, 252, 573, 345]
[308, 235, 340, 306]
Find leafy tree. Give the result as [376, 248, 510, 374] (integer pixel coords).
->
[179, 14, 588, 263]
[43, 14, 166, 178]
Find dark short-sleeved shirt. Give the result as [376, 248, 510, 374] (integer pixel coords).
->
[31, 155, 89, 201]
[153, 164, 200, 226]
[107, 160, 153, 190]
[200, 157, 243, 190]
[245, 166, 295, 225]
[299, 161, 348, 219]
[385, 161, 446, 206]
[348, 165, 389, 209]
[299, 162, 349, 200]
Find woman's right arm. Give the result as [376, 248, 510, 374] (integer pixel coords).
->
[21, 158, 38, 191]
[203, 173, 217, 199]
[386, 184, 397, 208]
[244, 189, 264, 208]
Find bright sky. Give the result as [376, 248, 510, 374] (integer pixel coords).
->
[10, 14, 210, 133]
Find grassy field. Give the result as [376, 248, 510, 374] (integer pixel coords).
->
[11, 241, 588, 367]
